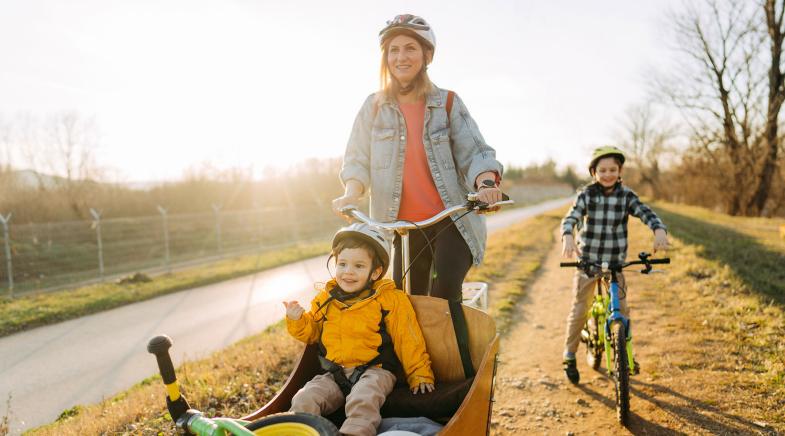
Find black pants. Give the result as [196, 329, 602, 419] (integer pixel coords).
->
[392, 219, 473, 302]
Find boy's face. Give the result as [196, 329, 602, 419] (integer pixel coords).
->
[335, 247, 383, 293]
[593, 157, 622, 189]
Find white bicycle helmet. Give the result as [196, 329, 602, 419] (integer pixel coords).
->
[379, 14, 436, 52]
[332, 223, 392, 276]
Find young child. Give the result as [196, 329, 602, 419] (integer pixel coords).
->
[560, 146, 669, 384]
[282, 223, 435, 436]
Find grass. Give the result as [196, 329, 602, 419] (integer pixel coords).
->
[22, 207, 566, 435]
[0, 242, 329, 337]
[26, 323, 301, 436]
[626, 201, 785, 429]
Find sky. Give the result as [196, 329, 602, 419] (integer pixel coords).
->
[0, 0, 682, 182]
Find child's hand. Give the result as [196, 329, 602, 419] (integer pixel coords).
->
[282, 301, 305, 320]
[653, 228, 669, 253]
[411, 382, 435, 395]
[562, 234, 581, 258]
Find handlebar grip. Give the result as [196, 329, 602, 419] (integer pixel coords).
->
[148, 335, 177, 386]
[649, 258, 670, 264]
[560, 262, 580, 267]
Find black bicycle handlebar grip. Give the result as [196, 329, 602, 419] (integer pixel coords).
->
[649, 258, 670, 264]
[560, 262, 580, 267]
[148, 335, 177, 386]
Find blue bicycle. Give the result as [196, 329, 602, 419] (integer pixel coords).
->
[560, 252, 669, 425]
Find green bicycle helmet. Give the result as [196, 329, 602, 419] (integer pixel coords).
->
[588, 146, 626, 175]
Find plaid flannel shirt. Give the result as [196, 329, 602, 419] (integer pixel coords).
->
[561, 182, 666, 264]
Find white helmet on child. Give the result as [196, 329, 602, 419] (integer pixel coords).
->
[332, 223, 392, 276]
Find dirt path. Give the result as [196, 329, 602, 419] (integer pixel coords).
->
[489, 232, 776, 435]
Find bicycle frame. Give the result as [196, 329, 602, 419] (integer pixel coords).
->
[594, 271, 635, 376]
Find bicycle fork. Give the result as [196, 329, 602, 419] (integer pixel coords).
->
[604, 281, 636, 376]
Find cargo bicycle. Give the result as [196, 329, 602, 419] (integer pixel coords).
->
[148, 192, 513, 435]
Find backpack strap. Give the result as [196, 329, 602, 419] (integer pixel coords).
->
[445, 90, 455, 127]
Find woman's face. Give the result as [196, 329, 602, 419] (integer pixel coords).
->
[387, 34, 426, 87]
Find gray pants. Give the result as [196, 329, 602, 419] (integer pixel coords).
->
[564, 271, 629, 355]
[290, 366, 396, 436]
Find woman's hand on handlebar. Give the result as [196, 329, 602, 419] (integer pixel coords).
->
[474, 172, 502, 213]
[333, 180, 364, 220]
[561, 234, 581, 258]
[332, 194, 359, 220]
[475, 186, 503, 213]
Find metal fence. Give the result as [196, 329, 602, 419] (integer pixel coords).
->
[0, 205, 344, 297]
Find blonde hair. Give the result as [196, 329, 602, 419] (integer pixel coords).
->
[379, 29, 434, 101]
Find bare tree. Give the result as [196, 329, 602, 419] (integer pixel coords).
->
[659, 0, 785, 215]
[10, 111, 103, 218]
[616, 103, 678, 198]
[44, 111, 103, 218]
[749, 0, 785, 214]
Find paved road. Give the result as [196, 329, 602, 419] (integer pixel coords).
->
[0, 198, 569, 434]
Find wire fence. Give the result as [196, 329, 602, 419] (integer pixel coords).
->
[0, 205, 344, 297]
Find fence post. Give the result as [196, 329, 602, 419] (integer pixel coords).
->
[157, 206, 171, 273]
[212, 204, 222, 254]
[0, 213, 13, 298]
[90, 208, 104, 280]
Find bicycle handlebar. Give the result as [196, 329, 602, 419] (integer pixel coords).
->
[340, 193, 514, 232]
[148, 335, 193, 433]
[559, 252, 670, 273]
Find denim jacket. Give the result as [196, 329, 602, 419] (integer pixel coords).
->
[339, 85, 503, 264]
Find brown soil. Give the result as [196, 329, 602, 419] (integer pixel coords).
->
[490, 232, 779, 436]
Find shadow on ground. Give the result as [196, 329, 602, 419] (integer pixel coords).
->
[656, 207, 785, 308]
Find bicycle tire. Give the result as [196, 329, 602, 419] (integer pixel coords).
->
[246, 412, 339, 435]
[585, 316, 602, 370]
[611, 320, 630, 425]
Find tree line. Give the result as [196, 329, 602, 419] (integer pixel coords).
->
[620, 0, 785, 216]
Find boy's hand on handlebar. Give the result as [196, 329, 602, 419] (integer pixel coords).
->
[562, 234, 581, 258]
[282, 301, 305, 320]
[412, 382, 435, 395]
[653, 228, 669, 253]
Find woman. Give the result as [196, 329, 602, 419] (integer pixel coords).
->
[332, 14, 503, 302]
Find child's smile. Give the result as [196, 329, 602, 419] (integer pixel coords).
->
[593, 157, 621, 189]
[335, 247, 382, 293]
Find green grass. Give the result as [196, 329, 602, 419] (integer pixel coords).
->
[652, 201, 785, 307]
[0, 242, 329, 337]
[633, 201, 785, 426]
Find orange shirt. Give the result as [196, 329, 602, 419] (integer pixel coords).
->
[397, 101, 445, 221]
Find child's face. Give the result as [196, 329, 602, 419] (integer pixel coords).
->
[593, 157, 622, 189]
[335, 248, 383, 293]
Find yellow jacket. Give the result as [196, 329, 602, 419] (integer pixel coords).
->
[286, 278, 434, 389]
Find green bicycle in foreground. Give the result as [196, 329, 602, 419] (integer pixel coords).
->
[560, 252, 669, 425]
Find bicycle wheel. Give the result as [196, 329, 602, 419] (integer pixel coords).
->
[611, 320, 630, 425]
[585, 315, 602, 370]
[246, 412, 339, 435]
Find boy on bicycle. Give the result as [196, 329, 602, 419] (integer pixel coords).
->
[283, 223, 435, 436]
[560, 146, 669, 384]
